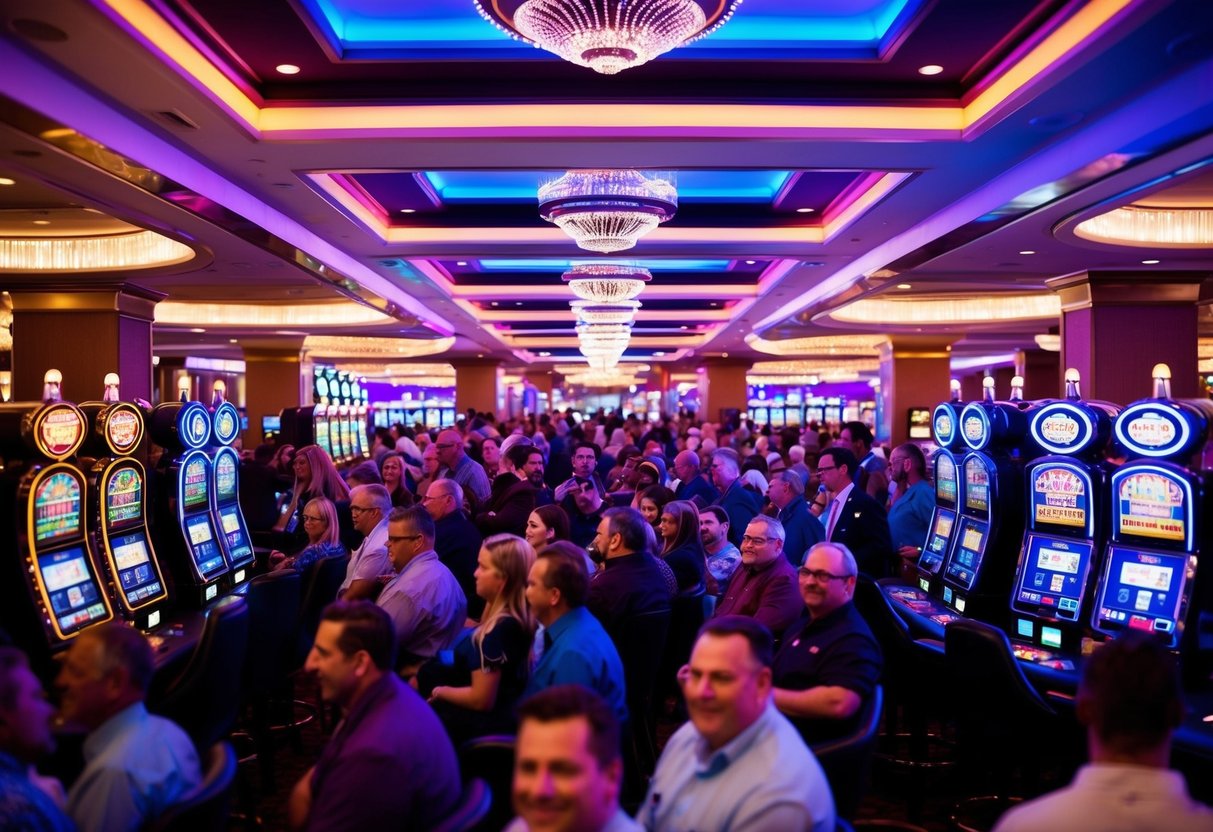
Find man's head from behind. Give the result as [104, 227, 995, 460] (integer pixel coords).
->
[424, 478, 463, 521]
[513, 685, 622, 832]
[680, 616, 774, 752]
[0, 647, 56, 761]
[56, 623, 154, 732]
[306, 601, 396, 708]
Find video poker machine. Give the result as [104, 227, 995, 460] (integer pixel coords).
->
[149, 400, 229, 606]
[916, 381, 967, 589]
[209, 398, 255, 586]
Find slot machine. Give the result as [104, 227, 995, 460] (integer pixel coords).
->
[336, 404, 352, 463]
[0, 380, 114, 669]
[149, 400, 229, 606]
[209, 397, 255, 589]
[78, 375, 171, 630]
[1009, 369, 1120, 667]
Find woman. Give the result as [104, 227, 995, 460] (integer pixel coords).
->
[658, 500, 708, 595]
[277, 445, 351, 554]
[268, 497, 345, 573]
[423, 534, 535, 745]
[379, 452, 414, 508]
[480, 437, 502, 481]
[525, 504, 570, 553]
[635, 484, 674, 529]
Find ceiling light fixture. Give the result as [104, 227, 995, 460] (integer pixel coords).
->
[571, 300, 641, 326]
[562, 262, 653, 303]
[1142, 259, 1160, 264]
[475, 0, 739, 75]
[540, 170, 676, 253]
[795, 207, 815, 214]
[0, 178, 15, 186]
[275, 64, 301, 75]
[918, 64, 944, 75]
[1075, 206, 1213, 247]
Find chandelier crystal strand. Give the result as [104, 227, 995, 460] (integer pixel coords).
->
[571, 300, 640, 325]
[540, 170, 676, 252]
[562, 263, 653, 303]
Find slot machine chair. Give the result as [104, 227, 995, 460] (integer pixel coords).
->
[147, 740, 238, 832]
[612, 607, 672, 802]
[657, 586, 713, 713]
[797, 685, 883, 821]
[457, 735, 516, 832]
[431, 777, 492, 832]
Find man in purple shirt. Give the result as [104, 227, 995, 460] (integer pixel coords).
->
[713, 515, 803, 640]
[290, 601, 460, 831]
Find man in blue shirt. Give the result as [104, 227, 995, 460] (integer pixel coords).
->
[766, 470, 825, 566]
[524, 546, 628, 725]
[885, 443, 935, 579]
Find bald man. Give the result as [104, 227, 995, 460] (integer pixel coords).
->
[434, 429, 491, 508]
[672, 449, 720, 508]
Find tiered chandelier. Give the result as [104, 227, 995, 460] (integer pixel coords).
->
[540, 170, 676, 253]
[563, 262, 652, 302]
[560, 263, 652, 368]
[475, 0, 740, 75]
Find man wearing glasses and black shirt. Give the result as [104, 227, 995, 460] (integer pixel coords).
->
[772, 541, 882, 743]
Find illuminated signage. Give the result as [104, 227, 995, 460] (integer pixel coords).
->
[1114, 403, 1191, 459]
[1030, 402, 1095, 455]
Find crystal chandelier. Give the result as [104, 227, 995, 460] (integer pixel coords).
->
[577, 322, 631, 366]
[540, 170, 676, 253]
[475, 0, 740, 75]
[571, 300, 640, 326]
[563, 263, 652, 303]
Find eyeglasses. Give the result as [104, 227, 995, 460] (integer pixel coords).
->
[349, 505, 376, 516]
[301, 514, 324, 523]
[798, 568, 854, 582]
[740, 535, 771, 546]
[387, 534, 423, 544]
[573, 454, 597, 462]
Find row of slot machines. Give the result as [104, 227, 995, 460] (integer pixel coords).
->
[0, 379, 256, 674]
[884, 364, 1211, 686]
[278, 404, 370, 465]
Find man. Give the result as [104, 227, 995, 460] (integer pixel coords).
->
[710, 448, 763, 548]
[817, 447, 895, 579]
[422, 478, 484, 619]
[766, 469, 825, 566]
[772, 542, 882, 743]
[713, 516, 803, 640]
[839, 421, 888, 501]
[587, 507, 672, 640]
[640, 616, 834, 832]
[993, 631, 1213, 832]
[506, 685, 642, 832]
[0, 646, 74, 831]
[567, 478, 609, 550]
[290, 601, 460, 830]
[787, 444, 813, 485]
[524, 546, 627, 725]
[556, 442, 607, 505]
[700, 506, 742, 589]
[519, 444, 555, 506]
[338, 483, 392, 601]
[57, 624, 200, 832]
[886, 443, 934, 573]
[671, 449, 719, 508]
[435, 428, 492, 508]
[377, 506, 467, 667]
[475, 443, 540, 538]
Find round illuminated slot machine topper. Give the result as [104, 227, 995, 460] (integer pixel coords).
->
[177, 402, 212, 451]
[99, 402, 145, 456]
[212, 401, 240, 447]
[26, 402, 88, 461]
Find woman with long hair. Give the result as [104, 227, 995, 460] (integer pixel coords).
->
[658, 499, 709, 594]
[634, 484, 675, 529]
[268, 496, 346, 573]
[276, 444, 352, 553]
[525, 504, 570, 553]
[379, 451, 414, 508]
[423, 533, 536, 744]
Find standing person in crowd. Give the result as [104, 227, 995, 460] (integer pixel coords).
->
[788, 445, 813, 484]
[636, 484, 675, 531]
[239, 442, 281, 534]
[700, 505, 742, 590]
[415, 444, 441, 500]
[379, 452, 415, 508]
[714, 516, 803, 641]
[422, 534, 535, 745]
[525, 505, 571, 553]
[57, 625, 201, 832]
[710, 449, 763, 548]
[435, 429, 492, 509]
[816, 447, 895, 578]
[766, 470, 824, 566]
[278, 444, 353, 553]
[370, 427, 395, 463]
[657, 500, 708, 595]
[291, 601, 460, 830]
[640, 616, 834, 832]
[422, 478, 483, 619]
[476, 443, 541, 538]
[567, 479, 609, 550]
[671, 449, 720, 507]
[338, 484, 392, 602]
[269, 496, 347, 573]
[839, 422, 888, 501]
[586, 507, 672, 640]
[481, 436, 503, 481]
[555, 442, 607, 505]
[886, 443, 934, 579]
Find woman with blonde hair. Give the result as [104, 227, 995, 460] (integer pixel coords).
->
[276, 444, 351, 553]
[267, 496, 346, 573]
[422, 533, 535, 744]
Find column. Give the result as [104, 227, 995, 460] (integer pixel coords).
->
[9, 283, 162, 403]
[452, 360, 502, 417]
[1048, 271, 1202, 402]
[648, 364, 674, 415]
[877, 335, 956, 447]
[1019, 348, 1061, 401]
[243, 337, 307, 445]
[698, 358, 751, 425]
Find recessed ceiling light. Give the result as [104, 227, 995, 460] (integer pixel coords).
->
[515, 302, 523, 306]
[1142, 259, 1160, 264]
[229, 338, 238, 344]
[680, 325, 688, 330]
[0, 177, 14, 186]
[399, 208, 416, 214]
[654, 351, 666, 357]
[491, 302, 499, 307]
[918, 64, 944, 76]
[538, 351, 551, 357]
[32, 219, 50, 225]
[744, 260, 756, 265]
[1019, 250, 1036, 255]
[456, 261, 468, 266]
[897, 283, 912, 290]
[190, 328, 206, 333]
[795, 207, 815, 214]
[276, 64, 300, 75]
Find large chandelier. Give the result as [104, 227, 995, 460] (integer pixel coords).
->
[540, 170, 676, 253]
[563, 263, 652, 303]
[475, 0, 739, 75]
[571, 300, 640, 326]
[578, 322, 632, 366]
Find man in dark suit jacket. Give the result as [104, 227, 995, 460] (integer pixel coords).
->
[766, 470, 824, 566]
[710, 448, 763, 548]
[424, 478, 485, 618]
[816, 447, 894, 578]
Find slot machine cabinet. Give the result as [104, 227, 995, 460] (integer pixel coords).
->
[0, 398, 114, 670]
[149, 400, 230, 606]
[209, 399, 255, 588]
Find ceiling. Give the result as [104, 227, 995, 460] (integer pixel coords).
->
[1, 0, 1211, 389]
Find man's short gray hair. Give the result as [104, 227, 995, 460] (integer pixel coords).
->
[747, 514, 785, 544]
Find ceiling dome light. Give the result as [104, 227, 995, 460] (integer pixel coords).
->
[540, 170, 676, 253]
[562, 262, 653, 303]
[1075, 206, 1213, 247]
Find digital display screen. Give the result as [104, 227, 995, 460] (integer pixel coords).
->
[963, 456, 990, 516]
[1013, 534, 1095, 622]
[219, 508, 254, 566]
[339, 417, 352, 457]
[315, 417, 332, 457]
[185, 514, 226, 577]
[105, 466, 142, 526]
[34, 470, 83, 544]
[214, 452, 237, 503]
[1116, 470, 1186, 543]
[110, 530, 164, 606]
[182, 456, 210, 510]
[1093, 545, 1189, 646]
[37, 546, 109, 636]
[1031, 465, 1088, 530]
[935, 453, 957, 505]
[918, 507, 955, 575]
[944, 516, 988, 591]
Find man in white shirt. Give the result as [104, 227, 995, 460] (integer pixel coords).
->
[338, 484, 392, 601]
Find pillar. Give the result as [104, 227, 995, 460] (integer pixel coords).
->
[243, 337, 307, 446]
[877, 335, 956, 447]
[649, 365, 674, 415]
[452, 360, 502, 417]
[9, 283, 162, 403]
[698, 358, 751, 425]
[525, 371, 554, 414]
[1019, 348, 1061, 401]
[1048, 271, 1203, 402]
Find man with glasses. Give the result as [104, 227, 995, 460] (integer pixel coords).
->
[434, 429, 492, 510]
[709, 448, 763, 548]
[772, 542, 882, 743]
[422, 479, 483, 619]
[816, 447, 894, 579]
[338, 484, 393, 602]
[766, 470, 825, 567]
[713, 516, 802, 641]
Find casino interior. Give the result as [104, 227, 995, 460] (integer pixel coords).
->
[2, 0, 1213, 828]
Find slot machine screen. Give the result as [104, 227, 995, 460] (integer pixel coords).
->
[315, 416, 332, 458]
[918, 507, 955, 575]
[1092, 545, 1189, 645]
[426, 408, 440, 429]
[219, 508, 253, 564]
[944, 516, 988, 591]
[184, 514, 226, 577]
[339, 416, 352, 457]
[1116, 469, 1186, 543]
[771, 408, 785, 428]
[934, 453, 958, 505]
[34, 470, 83, 544]
[963, 457, 990, 517]
[1012, 534, 1095, 622]
[105, 467, 143, 526]
[214, 452, 237, 503]
[38, 546, 110, 636]
[441, 409, 456, 428]
[110, 530, 164, 605]
[1031, 465, 1089, 531]
[182, 456, 209, 511]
